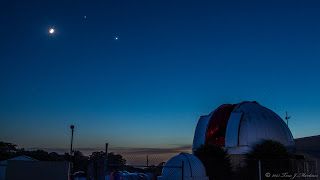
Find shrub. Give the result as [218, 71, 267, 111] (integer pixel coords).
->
[194, 144, 232, 180]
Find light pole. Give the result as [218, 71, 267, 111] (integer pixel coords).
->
[69, 125, 75, 179]
[70, 125, 75, 155]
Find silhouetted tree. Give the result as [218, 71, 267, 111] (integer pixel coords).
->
[89, 151, 105, 161]
[0, 142, 17, 160]
[89, 151, 126, 172]
[246, 140, 290, 160]
[0, 141, 76, 162]
[49, 152, 65, 161]
[194, 144, 232, 180]
[0, 142, 17, 152]
[107, 152, 126, 168]
[73, 151, 89, 172]
[244, 140, 291, 180]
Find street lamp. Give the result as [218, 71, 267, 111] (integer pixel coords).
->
[70, 125, 75, 155]
[69, 124, 75, 179]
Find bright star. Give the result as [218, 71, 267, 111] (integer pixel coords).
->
[114, 36, 119, 40]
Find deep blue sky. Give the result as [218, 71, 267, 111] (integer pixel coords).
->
[1, 0, 320, 151]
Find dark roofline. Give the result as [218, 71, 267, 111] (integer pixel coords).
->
[295, 135, 320, 140]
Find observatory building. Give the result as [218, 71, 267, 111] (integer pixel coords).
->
[192, 101, 295, 154]
[158, 153, 208, 180]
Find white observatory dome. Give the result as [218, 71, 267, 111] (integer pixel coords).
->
[193, 101, 295, 154]
[158, 153, 208, 180]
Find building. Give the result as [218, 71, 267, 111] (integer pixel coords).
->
[158, 153, 208, 180]
[192, 101, 320, 176]
[295, 135, 320, 176]
[192, 101, 295, 154]
[0, 155, 69, 180]
[0, 155, 37, 180]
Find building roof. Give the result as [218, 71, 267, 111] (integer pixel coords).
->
[295, 135, 320, 159]
[8, 155, 38, 161]
[0, 155, 38, 165]
[158, 153, 208, 180]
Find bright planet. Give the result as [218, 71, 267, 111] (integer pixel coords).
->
[49, 28, 55, 34]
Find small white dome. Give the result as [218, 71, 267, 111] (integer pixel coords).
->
[158, 153, 208, 180]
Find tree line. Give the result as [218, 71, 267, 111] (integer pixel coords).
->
[0, 141, 126, 173]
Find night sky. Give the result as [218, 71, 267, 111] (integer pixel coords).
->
[1, 0, 320, 153]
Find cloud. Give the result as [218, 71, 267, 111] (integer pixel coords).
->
[29, 144, 192, 155]
[110, 145, 192, 155]
[109, 145, 192, 165]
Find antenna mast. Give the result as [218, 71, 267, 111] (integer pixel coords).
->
[285, 111, 291, 127]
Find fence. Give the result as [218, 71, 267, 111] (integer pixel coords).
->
[87, 155, 184, 180]
[88, 154, 319, 180]
[240, 159, 319, 180]
[107, 162, 184, 180]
